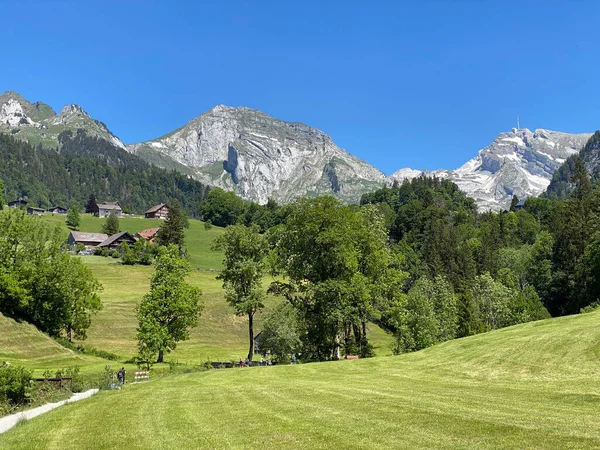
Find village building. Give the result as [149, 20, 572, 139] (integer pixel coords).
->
[144, 203, 169, 219]
[48, 206, 68, 214]
[97, 231, 137, 250]
[67, 231, 109, 249]
[26, 206, 45, 216]
[96, 202, 123, 218]
[8, 199, 28, 208]
[135, 228, 160, 243]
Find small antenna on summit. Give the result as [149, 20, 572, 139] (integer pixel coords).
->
[517, 114, 520, 130]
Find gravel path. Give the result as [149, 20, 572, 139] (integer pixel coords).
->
[0, 389, 99, 434]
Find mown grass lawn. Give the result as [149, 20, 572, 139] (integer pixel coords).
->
[1, 309, 599, 449]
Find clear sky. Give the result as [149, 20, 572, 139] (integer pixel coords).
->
[1, 1, 599, 174]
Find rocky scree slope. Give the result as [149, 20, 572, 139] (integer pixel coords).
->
[0, 91, 125, 150]
[127, 105, 388, 204]
[390, 128, 592, 211]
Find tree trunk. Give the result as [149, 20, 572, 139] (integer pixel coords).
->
[247, 313, 254, 363]
[333, 334, 341, 361]
[157, 349, 164, 363]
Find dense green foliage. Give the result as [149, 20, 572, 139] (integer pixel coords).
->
[269, 198, 399, 360]
[259, 302, 302, 363]
[155, 201, 189, 250]
[100, 211, 120, 235]
[0, 362, 33, 406]
[65, 204, 80, 230]
[199, 188, 290, 230]
[0, 131, 210, 215]
[544, 130, 600, 199]
[213, 225, 269, 361]
[136, 245, 203, 364]
[0, 209, 102, 339]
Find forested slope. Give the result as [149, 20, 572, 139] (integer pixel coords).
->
[0, 131, 210, 216]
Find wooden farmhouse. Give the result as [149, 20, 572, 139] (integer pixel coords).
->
[27, 206, 45, 216]
[67, 231, 109, 249]
[96, 202, 123, 218]
[145, 203, 169, 219]
[8, 199, 28, 209]
[97, 231, 137, 250]
[135, 228, 160, 243]
[48, 206, 68, 214]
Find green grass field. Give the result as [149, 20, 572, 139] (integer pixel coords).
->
[71, 258, 392, 364]
[1, 309, 599, 449]
[39, 213, 224, 269]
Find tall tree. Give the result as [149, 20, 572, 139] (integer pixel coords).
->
[156, 201, 189, 250]
[0, 209, 102, 338]
[66, 204, 81, 230]
[101, 211, 120, 236]
[213, 225, 269, 362]
[136, 245, 203, 364]
[85, 194, 97, 214]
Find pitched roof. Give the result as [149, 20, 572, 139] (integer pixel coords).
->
[97, 202, 122, 210]
[69, 231, 109, 243]
[136, 228, 160, 240]
[97, 231, 135, 247]
[145, 203, 167, 214]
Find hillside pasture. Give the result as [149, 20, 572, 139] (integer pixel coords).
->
[1, 310, 599, 449]
[77, 259, 393, 364]
[39, 213, 224, 269]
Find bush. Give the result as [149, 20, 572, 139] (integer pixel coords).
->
[98, 365, 117, 390]
[204, 220, 213, 230]
[581, 301, 600, 313]
[0, 363, 33, 405]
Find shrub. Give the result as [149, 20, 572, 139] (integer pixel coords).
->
[0, 363, 33, 405]
[581, 301, 600, 313]
[98, 365, 117, 390]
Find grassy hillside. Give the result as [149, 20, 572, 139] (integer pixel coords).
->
[1, 310, 599, 449]
[0, 214, 393, 370]
[40, 213, 224, 269]
[0, 313, 111, 372]
[78, 258, 392, 363]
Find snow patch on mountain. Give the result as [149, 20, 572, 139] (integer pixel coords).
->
[391, 128, 592, 211]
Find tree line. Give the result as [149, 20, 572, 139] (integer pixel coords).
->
[0, 131, 210, 216]
[198, 155, 600, 363]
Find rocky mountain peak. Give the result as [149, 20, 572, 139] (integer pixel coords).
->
[0, 91, 124, 150]
[59, 104, 89, 117]
[391, 128, 592, 211]
[128, 106, 386, 204]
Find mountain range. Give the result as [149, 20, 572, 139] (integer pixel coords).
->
[0, 91, 593, 210]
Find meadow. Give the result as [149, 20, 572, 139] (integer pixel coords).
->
[0, 213, 393, 374]
[1, 309, 599, 449]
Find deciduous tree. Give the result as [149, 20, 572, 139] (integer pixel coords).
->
[101, 211, 120, 236]
[66, 204, 81, 230]
[213, 225, 269, 362]
[136, 245, 203, 364]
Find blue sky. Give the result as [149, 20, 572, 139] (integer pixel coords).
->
[1, 1, 599, 174]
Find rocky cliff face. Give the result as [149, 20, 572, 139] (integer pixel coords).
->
[0, 91, 125, 150]
[127, 105, 387, 204]
[390, 128, 592, 211]
[3, 90, 593, 209]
